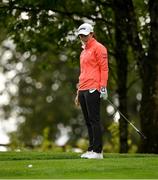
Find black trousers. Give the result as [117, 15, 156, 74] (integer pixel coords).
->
[78, 90, 102, 153]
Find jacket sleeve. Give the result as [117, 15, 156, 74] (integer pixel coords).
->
[95, 45, 108, 88]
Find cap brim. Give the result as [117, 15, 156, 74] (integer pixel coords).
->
[77, 30, 90, 36]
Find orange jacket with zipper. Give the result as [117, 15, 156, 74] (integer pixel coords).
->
[78, 37, 108, 91]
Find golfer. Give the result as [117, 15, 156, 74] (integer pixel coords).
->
[75, 23, 109, 159]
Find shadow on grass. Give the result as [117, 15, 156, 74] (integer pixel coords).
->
[0, 151, 157, 161]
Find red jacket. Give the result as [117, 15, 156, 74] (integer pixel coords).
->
[78, 38, 108, 91]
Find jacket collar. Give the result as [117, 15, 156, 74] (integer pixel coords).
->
[84, 37, 96, 49]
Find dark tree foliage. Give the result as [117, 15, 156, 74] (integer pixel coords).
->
[0, 0, 158, 153]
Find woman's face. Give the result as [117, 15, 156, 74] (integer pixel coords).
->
[79, 33, 92, 44]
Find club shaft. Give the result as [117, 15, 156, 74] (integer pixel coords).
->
[106, 98, 146, 139]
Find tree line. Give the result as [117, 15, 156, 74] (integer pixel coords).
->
[0, 0, 158, 153]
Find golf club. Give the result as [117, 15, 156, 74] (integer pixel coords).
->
[106, 98, 147, 140]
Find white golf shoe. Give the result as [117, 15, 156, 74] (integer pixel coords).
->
[84, 152, 103, 159]
[80, 151, 93, 158]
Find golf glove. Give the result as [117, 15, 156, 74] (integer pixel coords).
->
[100, 87, 108, 100]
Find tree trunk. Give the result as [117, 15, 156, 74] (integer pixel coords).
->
[113, 0, 129, 153]
[123, 0, 158, 153]
[140, 0, 158, 153]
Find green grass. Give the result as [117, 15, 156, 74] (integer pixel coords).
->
[0, 151, 158, 179]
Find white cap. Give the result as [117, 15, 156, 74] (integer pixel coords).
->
[77, 23, 94, 36]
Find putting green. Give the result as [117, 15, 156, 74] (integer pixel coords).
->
[0, 152, 157, 179]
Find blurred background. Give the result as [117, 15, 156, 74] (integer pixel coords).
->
[0, 0, 158, 153]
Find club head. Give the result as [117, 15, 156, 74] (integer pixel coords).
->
[138, 131, 147, 140]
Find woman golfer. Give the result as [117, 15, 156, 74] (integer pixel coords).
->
[75, 23, 109, 159]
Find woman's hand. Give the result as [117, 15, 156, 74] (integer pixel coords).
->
[75, 94, 80, 107]
[100, 87, 108, 100]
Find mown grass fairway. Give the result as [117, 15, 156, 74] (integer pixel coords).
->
[0, 151, 158, 179]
